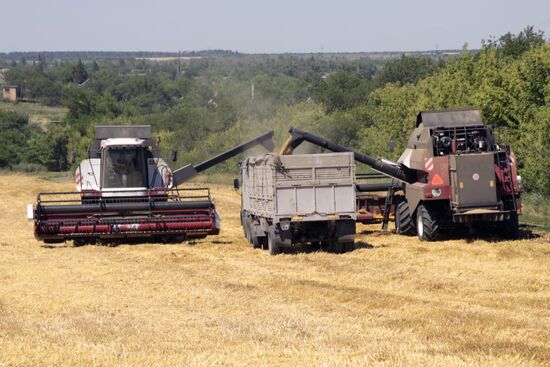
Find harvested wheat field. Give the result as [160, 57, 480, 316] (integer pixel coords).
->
[0, 173, 549, 366]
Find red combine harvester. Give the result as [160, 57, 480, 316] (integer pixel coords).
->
[28, 125, 274, 245]
[283, 109, 523, 240]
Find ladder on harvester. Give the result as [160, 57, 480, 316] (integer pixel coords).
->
[381, 179, 396, 231]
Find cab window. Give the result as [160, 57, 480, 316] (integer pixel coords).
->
[102, 147, 147, 188]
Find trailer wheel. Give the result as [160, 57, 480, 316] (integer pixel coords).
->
[267, 230, 281, 255]
[242, 212, 251, 239]
[244, 222, 250, 242]
[251, 234, 263, 249]
[395, 197, 415, 235]
[246, 218, 263, 249]
[416, 204, 440, 241]
[242, 215, 247, 237]
[244, 218, 253, 245]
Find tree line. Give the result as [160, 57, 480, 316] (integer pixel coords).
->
[0, 26, 548, 195]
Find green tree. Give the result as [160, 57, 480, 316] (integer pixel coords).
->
[359, 83, 419, 159]
[316, 71, 371, 113]
[0, 111, 39, 168]
[28, 125, 69, 171]
[71, 59, 89, 84]
[37, 53, 46, 73]
[374, 55, 440, 87]
[485, 26, 545, 58]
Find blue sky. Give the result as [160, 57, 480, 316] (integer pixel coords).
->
[2, 0, 549, 52]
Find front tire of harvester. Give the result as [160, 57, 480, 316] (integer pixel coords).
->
[328, 239, 345, 254]
[43, 239, 64, 244]
[500, 212, 519, 240]
[73, 239, 88, 247]
[342, 241, 355, 253]
[267, 230, 281, 255]
[416, 204, 440, 241]
[395, 197, 415, 235]
[310, 241, 321, 251]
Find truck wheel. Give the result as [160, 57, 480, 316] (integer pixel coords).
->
[251, 234, 263, 249]
[242, 216, 247, 237]
[241, 215, 248, 239]
[395, 197, 415, 235]
[416, 204, 440, 241]
[500, 212, 519, 239]
[267, 230, 281, 255]
[244, 218, 254, 245]
[247, 219, 263, 248]
[244, 220, 251, 243]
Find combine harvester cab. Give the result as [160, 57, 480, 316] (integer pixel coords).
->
[28, 125, 274, 245]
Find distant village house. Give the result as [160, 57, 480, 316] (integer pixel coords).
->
[2, 85, 20, 102]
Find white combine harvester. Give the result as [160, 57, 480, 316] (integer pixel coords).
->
[29, 125, 274, 245]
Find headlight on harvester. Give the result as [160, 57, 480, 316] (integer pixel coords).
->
[431, 188, 442, 198]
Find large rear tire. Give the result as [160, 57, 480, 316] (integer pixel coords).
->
[500, 211, 519, 239]
[416, 204, 440, 241]
[395, 197, 415, 235]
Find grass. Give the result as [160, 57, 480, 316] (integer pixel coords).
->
[522, 192, 550, 231]
[0, 101, 68, 126]
[0, 173, 549, 366]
